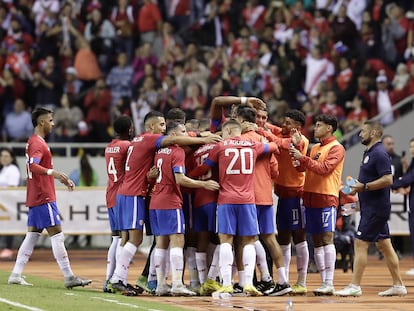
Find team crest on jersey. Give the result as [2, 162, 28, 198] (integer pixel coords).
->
[363, 155, 369, 164]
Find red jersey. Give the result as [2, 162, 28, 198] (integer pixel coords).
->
[189, 143, 219, 208]
[205, 137, 271, 205]
[242, 130, 278, 205]
[137, 2, 162, 33]
[118, 133, 164, 196]
[25, 135, 55, 207]
[105, 139, 131, 208]
[150, 145, 185, 210]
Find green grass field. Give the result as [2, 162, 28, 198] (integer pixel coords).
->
[0, 270, 190, 311]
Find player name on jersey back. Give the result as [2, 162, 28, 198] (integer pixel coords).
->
[224, 139, 254, 146]
[105, 146, 121, 153]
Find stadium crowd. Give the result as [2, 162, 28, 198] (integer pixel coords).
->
[1, 0, 414, 147]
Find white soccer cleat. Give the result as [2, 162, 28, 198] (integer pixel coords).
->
[334, 284, 362, 297]
[378, 285, 407, 297]
[64, 275, 92, 289]
[8, 273, 33, 286]
[313, 283, 335, 296]
[170, 284, 197, 296]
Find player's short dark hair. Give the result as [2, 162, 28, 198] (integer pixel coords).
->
[198, 118, 210, 131]
[166, 108, 186, 124]
[32, 107, 52, 127]
[315, 114, 338, 132]
[365, 120, 383, 137]
[113, 115, 132, 135]
[166, 121, 182, 134]
[222, 118, 242, 130]
[285, 109, 306, 127]
[236, 105, 257, 123]
[144, 111, 164, 124]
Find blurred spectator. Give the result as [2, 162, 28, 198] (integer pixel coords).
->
[343, 94, 369, 146]
[83, 77, 112, 143]
[0, 67, 26, 117]
[84, 8, 116, 72]
[332, 0, 366, 31]
[264, 81, 289, 125]
[330, 4, 358, 50]
[63, 66, 82, 96]
[153, 21, 184, 59]
[183, 55, 210, 96]
[371, 74, 396, 125]
[4, 37, 32, 82]
[335, 56, 353, 93]
[195, 0, 227, 47]
[106, 51, 133, 106]
[319, 90, 346, 122]
[54, 93, 84, 143]
[137, 0, 163, 44]
[0, 147, 20, 260]
[2, 98, 33, 142]
[381, 3, 406, 67]
[69, 21, 102, 85]
[392, 62, 410, 90]
[110, 0, 135, 62]
[3, 18, 34, 53]
[32, 0, 60, 36]
[181, 82, 206, 118]
[131, 75, 158, 134]
[32, 55, 62, 110]
[382, 134, 407, 179]
[111, 95, 132, 125]
[164, 0, 191, 36]
[304, 45, 335, 96]
[243, 0, 266, 34]
[158, 74, 179, 115]
[131, 43, 158, 89]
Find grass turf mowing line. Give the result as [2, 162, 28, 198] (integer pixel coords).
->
[0, 270, 191, 311]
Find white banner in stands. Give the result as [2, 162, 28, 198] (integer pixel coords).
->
[0, 188, 110, 235]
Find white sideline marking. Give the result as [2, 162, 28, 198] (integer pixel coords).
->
[91, 296, 163, 310]
[64, 294, 163, 311]
[0, 297, 46, 311]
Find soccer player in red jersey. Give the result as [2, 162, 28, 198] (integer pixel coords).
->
[237, 106, 292, 296]
[191, 119, 279, 296]
[103, 115, 133, 292]
[109, 111, 221, 293]
[8, 107, 91, 289]
[149, 121, 219, 296]
[187, 141, 222, 295]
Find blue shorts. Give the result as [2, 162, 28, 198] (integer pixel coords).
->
[305, 206, 336, 234]
[150, 209, 185, 236]
[28, 202, 61, 230]
[216, 204, 259, 236]
[182, 193, 194, 230]
[276, 197, 305, 231]
[356, 213, 390, 242]
[117, 194, 146, 231]
[107, 206, 118, 232]
[256, 205, 275, 234]
[193, 202, 217, 233]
